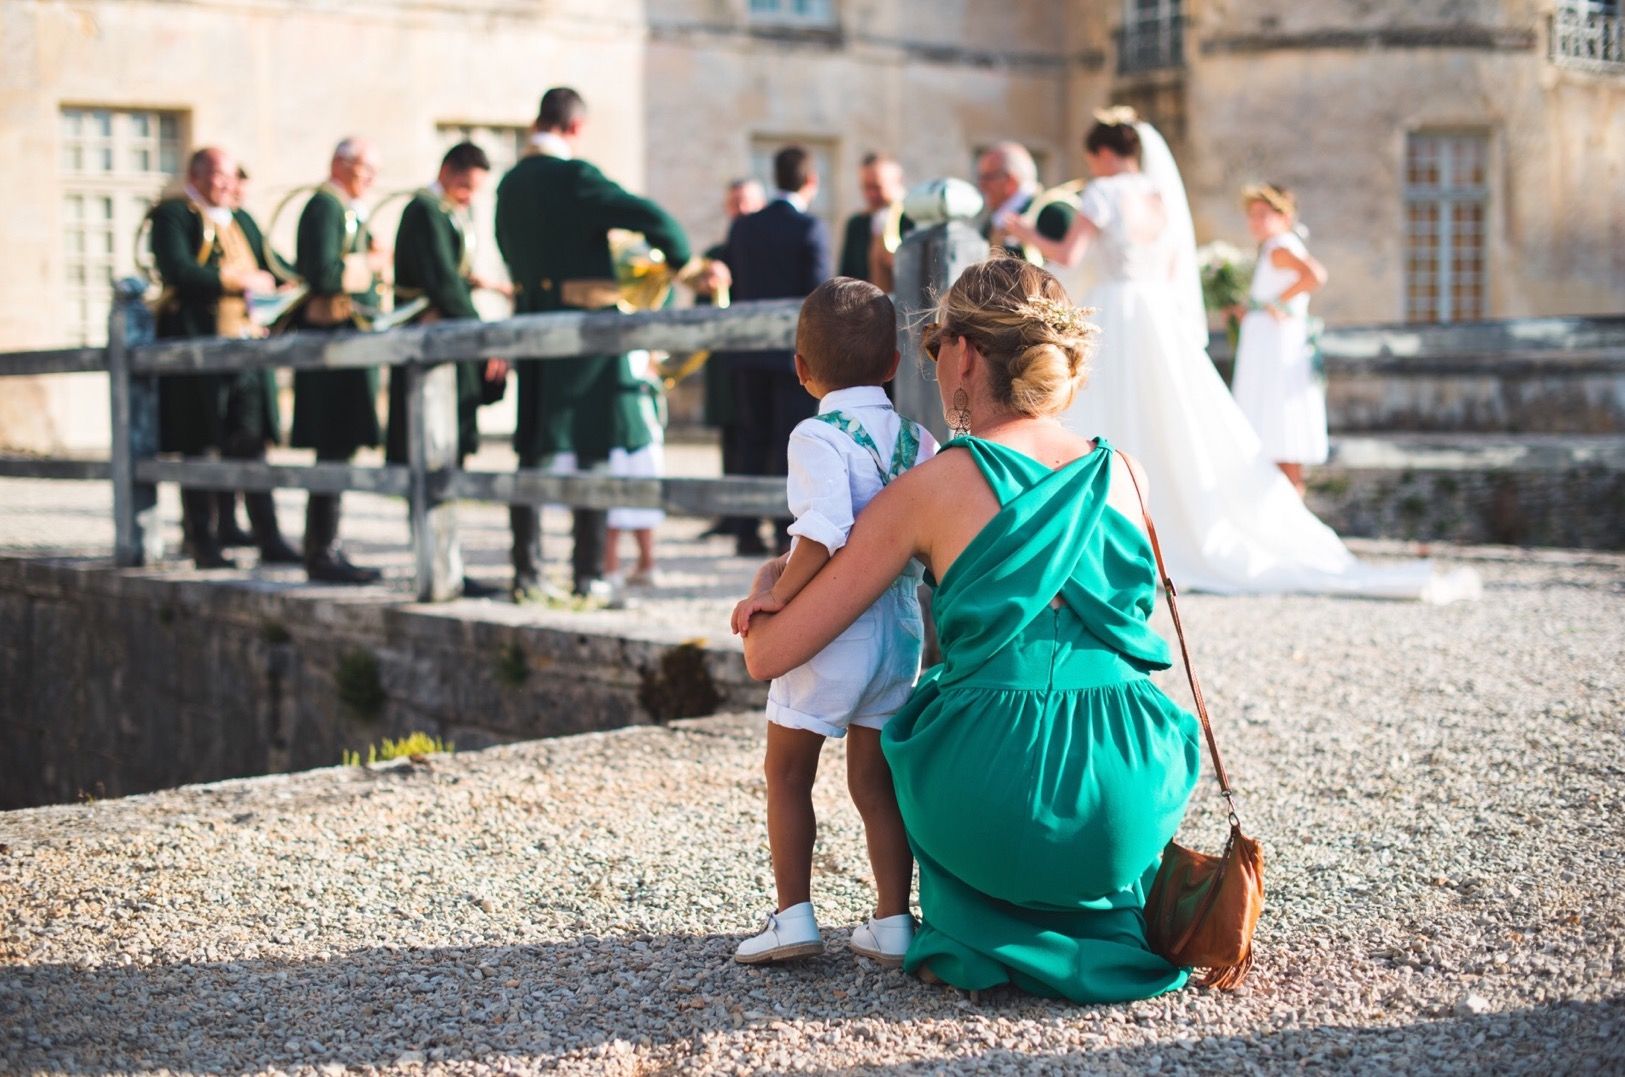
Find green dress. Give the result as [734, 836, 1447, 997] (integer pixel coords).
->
[881, 436, 1201, 1003]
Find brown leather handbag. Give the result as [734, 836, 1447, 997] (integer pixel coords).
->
[1122, 455, 1265, 990]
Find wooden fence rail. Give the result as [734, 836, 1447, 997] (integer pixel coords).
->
[2, 216, 1621, 600]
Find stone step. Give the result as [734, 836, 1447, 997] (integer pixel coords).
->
[1310, 434, 1624, 549]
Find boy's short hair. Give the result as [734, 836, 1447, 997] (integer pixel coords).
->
[796, 277, 897, 389]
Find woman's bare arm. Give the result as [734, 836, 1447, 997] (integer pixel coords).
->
[1001, 212, 1099, 268]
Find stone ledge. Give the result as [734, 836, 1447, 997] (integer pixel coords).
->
[0, 556, 763, 810]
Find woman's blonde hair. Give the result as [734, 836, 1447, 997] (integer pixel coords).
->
[934, 256, 1100, 416]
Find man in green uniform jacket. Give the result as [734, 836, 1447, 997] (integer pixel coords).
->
[975, 142, 1077, 257]
[837, 152, 913, 290]
[495, 87, 692, 602]
[151, 146, 298, 568]
[289, 137, 389, 584]
[383, 141, 509, 597]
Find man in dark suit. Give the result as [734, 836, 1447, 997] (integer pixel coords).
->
[837, 152, 911, 291]
[723, 145, 831, 554]
[697, 177, 765, 540]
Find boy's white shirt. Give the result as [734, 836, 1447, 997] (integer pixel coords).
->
[785, 385, 939, 556]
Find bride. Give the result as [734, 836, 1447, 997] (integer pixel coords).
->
[997, 108, 1478, 601]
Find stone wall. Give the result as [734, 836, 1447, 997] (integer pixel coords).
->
[0, 557, 764, 810]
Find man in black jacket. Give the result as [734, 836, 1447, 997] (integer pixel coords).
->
[723, 145, 831, 554]
[837, 152, 910, 291]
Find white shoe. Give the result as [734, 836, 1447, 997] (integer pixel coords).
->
[734, 902, 825, 964]
[849, 913, 915, 967]
[580, 577, 631, 611]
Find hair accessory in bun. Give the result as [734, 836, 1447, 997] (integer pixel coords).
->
[1019, 296, 1101, 340]
[1091, 105, 1140, 128]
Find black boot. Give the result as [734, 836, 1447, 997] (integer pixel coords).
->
[181, 487, 235, 569]
[246, 491, 301, 565]
[572, 508, 608, 596]
[304, 494, 381, 585]
[216, 491, 255, 547]
[510, 505, 550, 601]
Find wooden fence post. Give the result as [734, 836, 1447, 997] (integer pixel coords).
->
[892, 203, 989, 446]
[108, 279, 162, 566]
[407, 360, 462, 601]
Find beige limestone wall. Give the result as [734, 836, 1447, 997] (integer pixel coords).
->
[646, 0, 1079, 253]
[1180, 45, 1623, 324]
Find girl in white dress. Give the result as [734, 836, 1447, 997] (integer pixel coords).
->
[997, 108, 1477, 602]
[604, 350, 665, 587]
[1231, 184, 1328, 496]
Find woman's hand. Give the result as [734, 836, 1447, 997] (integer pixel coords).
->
[995, 211, 1032, 242]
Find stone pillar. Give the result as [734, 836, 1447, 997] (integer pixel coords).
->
[407, 360, 463, 602]
[892, 180, 989, 445]
[108, 278, 162, 566]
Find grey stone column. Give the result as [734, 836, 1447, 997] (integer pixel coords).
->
[891, 182, 989, 445]
[108, 278, 162, 566]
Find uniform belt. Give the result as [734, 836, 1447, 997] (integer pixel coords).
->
[515, 277, 620, 310]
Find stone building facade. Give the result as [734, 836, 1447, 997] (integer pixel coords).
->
[2, 0, 1621, 450]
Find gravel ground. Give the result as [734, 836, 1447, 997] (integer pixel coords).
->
[2, 543, 1623, 1074]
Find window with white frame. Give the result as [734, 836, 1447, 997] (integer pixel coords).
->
[1118, 0, 1184, 74]
[1551, 0, 1624, 69]
[748, 0, 836, 27]
[1403, 132, 1490, 324]
[61, 107, 186, 345]
[749, 136, 838, 236]
[435, 123, 527, 318]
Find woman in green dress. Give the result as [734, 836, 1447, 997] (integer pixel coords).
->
[740, 256, 1200, 1003]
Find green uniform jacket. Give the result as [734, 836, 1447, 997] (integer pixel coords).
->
[495, 152, 691, 465]
[987, 194, 1076, 258]
[150, 197, 280, 454]
[289, 186, 381, 459]
[385, 191, 488, 464]
[837, 210, 915, 283]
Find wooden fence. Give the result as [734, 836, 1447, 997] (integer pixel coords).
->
[2, 219, 1622, 599]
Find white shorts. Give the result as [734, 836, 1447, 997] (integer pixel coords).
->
[767, 578, 924, 738]
[607, 441, 665, 531]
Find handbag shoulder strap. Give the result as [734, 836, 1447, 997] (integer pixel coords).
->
[1117, 450, 1242, 823]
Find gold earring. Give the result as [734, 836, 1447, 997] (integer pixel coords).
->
[949, 388, 972, 439]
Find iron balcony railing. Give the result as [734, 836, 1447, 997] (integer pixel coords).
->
[1551, 3, 1625, 70]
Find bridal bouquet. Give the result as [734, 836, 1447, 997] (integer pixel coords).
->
[1197, 241, 1253, 350]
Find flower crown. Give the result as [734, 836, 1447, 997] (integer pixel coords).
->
[1241, 183, 1296, 217]
[1018, 296, 1101, 339]
[1092, 105, 1139, 128]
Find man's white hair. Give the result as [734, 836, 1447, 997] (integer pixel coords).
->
[985, 141, 1038, 187]
[333, 137, 369, 163]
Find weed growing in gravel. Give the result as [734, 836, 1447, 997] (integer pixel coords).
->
[341, 732, 454, 766]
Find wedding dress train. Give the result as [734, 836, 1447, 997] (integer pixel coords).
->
[1060, 125, 1478, 602]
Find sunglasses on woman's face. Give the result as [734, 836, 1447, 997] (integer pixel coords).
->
[922, 322, 945, 362]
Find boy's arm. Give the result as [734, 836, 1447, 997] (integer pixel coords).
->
[769, 539, 830, 606]
[731, 426, 852, 636]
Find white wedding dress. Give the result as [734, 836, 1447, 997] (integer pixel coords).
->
[1061, 125, 1478, 601]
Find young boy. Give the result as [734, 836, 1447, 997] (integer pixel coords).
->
[730, 277, 938, 966]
